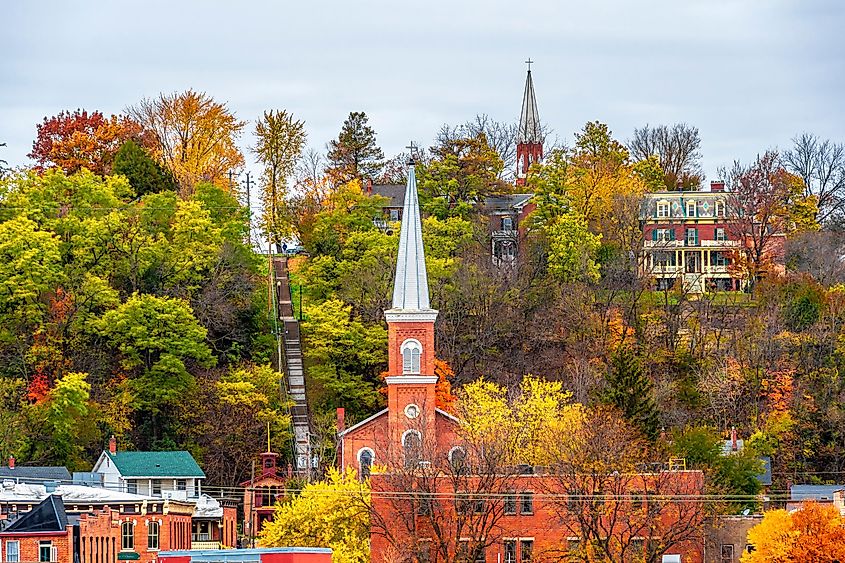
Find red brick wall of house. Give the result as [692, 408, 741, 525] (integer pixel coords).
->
[79, 507, 192, 563]
[0, 530, 73, 563]
[370, 472, 705, 563]
[387, 321, 435, 377]
[221, 506, 237, 548]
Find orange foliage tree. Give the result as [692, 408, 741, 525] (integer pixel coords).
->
[743, 502, 845, 562]
[29, 110, 148, 175]
[127, 90, 245, 197]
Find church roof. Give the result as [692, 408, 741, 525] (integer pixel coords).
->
[390, 164, 432, 310]
[517, 69, 541, 145]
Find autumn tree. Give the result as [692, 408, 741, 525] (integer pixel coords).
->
[419, 131, 506, 217]
[783, 133, 845, 225]
[326, 111, 384, 184]
[743, 503, 845, 563]
[112, 140, 176, 195]
[629, 123, 704, 190]
[127, 90, 245, 196]
[260, 468, 370, 563]
[724, 150, 818, 286]
[253, 110, 307, 252]
[0, 142, 9, 178]
[28, 110, 148, 176]
[436, 115, 520, 181]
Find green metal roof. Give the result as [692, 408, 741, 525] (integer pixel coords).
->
[107, 451, 205, 478]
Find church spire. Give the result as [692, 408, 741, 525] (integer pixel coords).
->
[391, 162, 431, 310]
[516, 60, 543, 186]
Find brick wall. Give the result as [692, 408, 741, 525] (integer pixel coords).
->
[79, 507, 192, 563]
[0, 530, 72, 563]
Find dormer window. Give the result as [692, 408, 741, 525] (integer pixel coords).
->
[715, 200, 725, 217]
[686, 200, 696, 217]
[656, 201, 670, 218]
[401, 339, 422, 374]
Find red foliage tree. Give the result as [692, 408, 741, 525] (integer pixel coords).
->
[29, 109, 150, 175]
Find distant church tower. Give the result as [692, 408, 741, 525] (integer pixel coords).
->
[516, 60, 543, 186]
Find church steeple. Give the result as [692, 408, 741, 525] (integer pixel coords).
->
[390, 162, 431, 311]
[516, 60, 543, 186]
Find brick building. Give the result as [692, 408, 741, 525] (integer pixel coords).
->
[338, 164, 707, 562]
[0, 496, 73, 563]
[240, 451, 287, 542]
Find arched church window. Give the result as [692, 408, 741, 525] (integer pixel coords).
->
[401, 339, 422, 374]
[402, 429, 422, 468]
[357, 448, 375, 480]
[449, 446, 467, 473]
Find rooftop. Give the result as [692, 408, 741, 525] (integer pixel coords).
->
[0, 466, 71, 483]
[101, 450, 205, 478]
[0, 482, 156, 503]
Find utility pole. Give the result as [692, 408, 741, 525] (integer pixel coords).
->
[242, 172, 254, 247]
[249, 459, 255, 548]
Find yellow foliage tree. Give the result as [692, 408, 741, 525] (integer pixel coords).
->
[742, 503, 845, 563]
[259, 467, 370, 563]
[127, 90, 245, 197]
[456, 375, 584, 466]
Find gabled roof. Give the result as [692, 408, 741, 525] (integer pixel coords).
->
[483, 194, 534, 211]
[98, 451, 205, 478]
[517, 69, 541, 145]
[0, 466, 71, 482]
[371, 184, 405, 208]
[2, 495, 67, 533]
[339, 408, 460, 438]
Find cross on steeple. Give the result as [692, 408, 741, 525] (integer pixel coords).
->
[406, 141, 418, 165]
[525, 58, 533, 71]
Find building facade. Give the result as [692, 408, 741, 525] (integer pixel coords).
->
[240, 452, 287, 542]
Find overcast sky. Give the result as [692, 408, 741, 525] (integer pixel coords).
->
[2, 0, 843, 182]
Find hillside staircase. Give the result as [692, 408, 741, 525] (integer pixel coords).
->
[270, 256, 311, 475]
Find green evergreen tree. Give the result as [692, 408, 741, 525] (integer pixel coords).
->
[602, 347, 660, 440]
[113, 140, 176, 196]
[326, 111, 384, 184]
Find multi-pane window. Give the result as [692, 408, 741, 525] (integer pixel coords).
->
[401, 340, 422, 374]
[504, 492, 517, 515]
[389, 208, 400, 222]
[176, 479, 187, 491]
[715, 227, 727, 241]
[403, 430, 422, 468]
[151, 479, 162, 496]
[714, 252, 728, 267]
[685, 228, 698, 246]
[520, 539, 533, 562]
[359, 448, 374, 480]
[657, 201, 670, 218]
[721, 544, 735, 562]
[7, 540, 19, 563]
[653, 228, 676, 242]
[127, 481, 138, 494]
[502, 216, 514, 231]
[38, 541, 51, 562]
[520, 492, 534, 515]
[504, 540, 517, 563]
[715, 200, 726, 217]
[122, 521, 134, 550]
[686, 200, 696, 217]
[148, 521, 160, 550]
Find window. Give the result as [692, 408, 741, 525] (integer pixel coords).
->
[654, 228, 676, 242]
[151, 479, 161, 496]
[715, 227, 726, 241]
[566, 538, 580, 555]
[504, 492, 517, 515]
[473, 546, 486, 563]
[713, 251, 728, 266]
[175, 479, 187, 491]
[126, 481, 137, 494]
[567, 490, 581, 512]
[148, 522, 160, 550]
[520, 539, 533, 562]
[502, 216, 514, 231]
[686, 200, 696, 217]
[7, 541, 19, 563]
[122, 521, 134, 550]
[721, 544, 735, 562]
[402, 430, 422, 468]
[656, 201, 670, 218]
[520, 492, 534, 515]
[39, 541, 52, 562]
[715, 200, 726, 217]
[504, 540, 517, 563]
[685, 227, 698, 246]
[389, 208, 400, 222]
[401, 339, 422, 374]
[358, 448, 374, 479]
[449, 447, 467, 472]
[631, 538, 644, 557]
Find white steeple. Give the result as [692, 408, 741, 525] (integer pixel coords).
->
[390, 163, 432, 311]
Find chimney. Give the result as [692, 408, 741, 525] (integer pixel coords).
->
[731, 427, 738, 452]
[8, 456, 14, 469]
[109, 435, 117, 455]
[710, 180, 725, 192]
[365, 179, 373, 195]
[337, 408, 345, 434]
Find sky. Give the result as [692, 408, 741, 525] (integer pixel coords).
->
[2, 0, 844, 183]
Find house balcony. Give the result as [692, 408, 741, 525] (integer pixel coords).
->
[643, 240, 684, 248]
[650, 265, 730, 276]
[700, 239, 740, 247]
